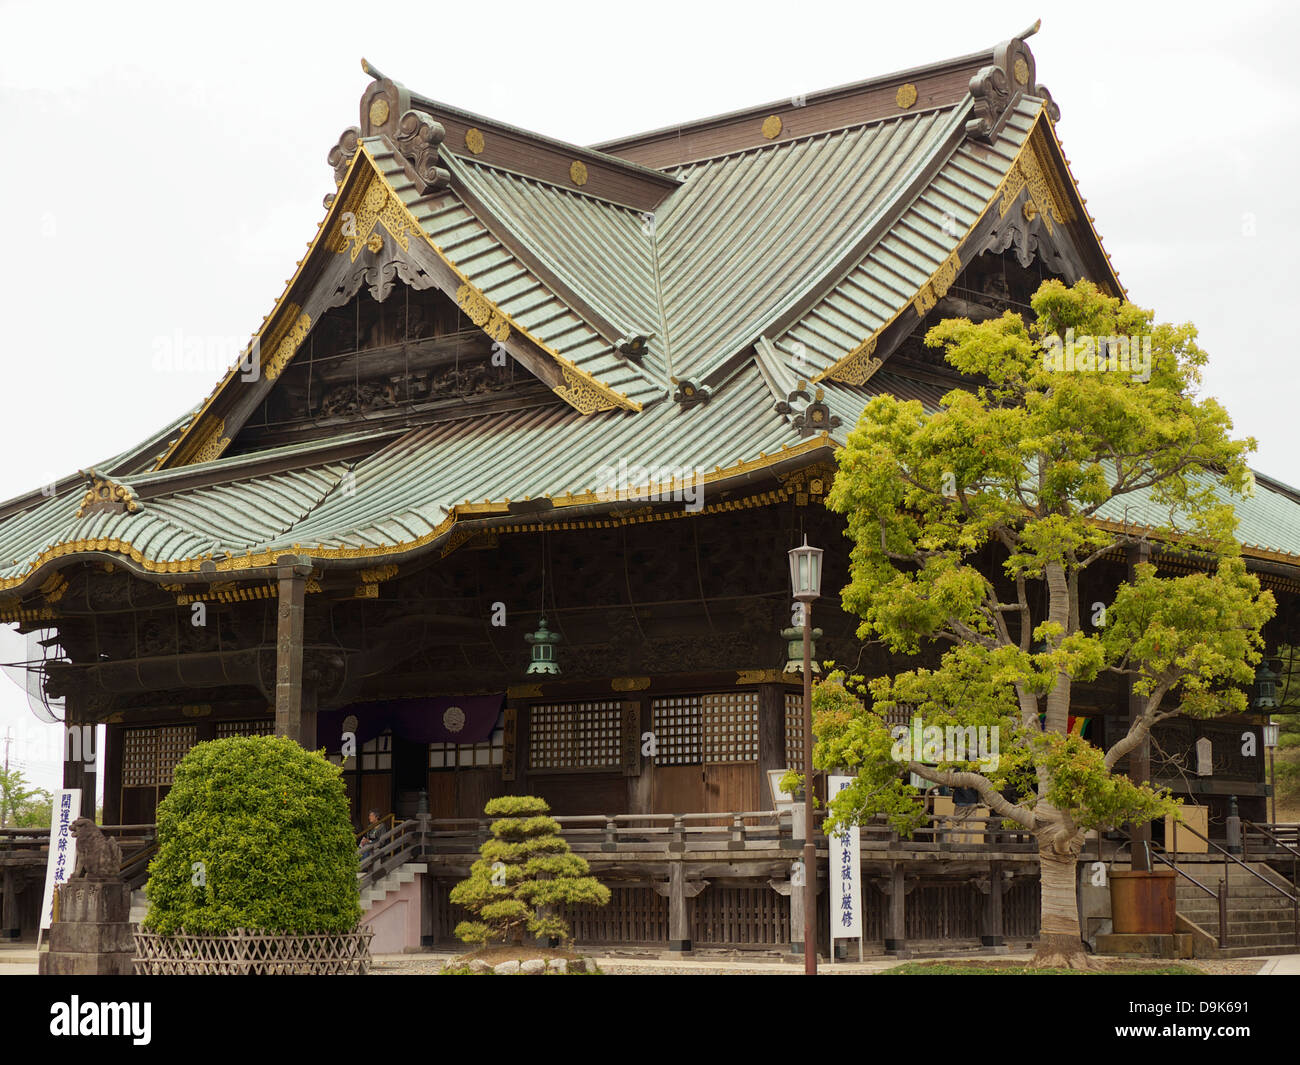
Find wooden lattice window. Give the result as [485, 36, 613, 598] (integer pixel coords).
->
[122, 725, 197, 787]
[702, 691, 759, 764]
[785, 692, 804, 771]
[528, 700, 622, 770]
[215, 720, 274, 739]
[122, 729, 156, 787]
[361, 731, 392, 771]
[651, 696, 703, 765]
[429, 714, 505, 769]
[651, 692, 760, 766]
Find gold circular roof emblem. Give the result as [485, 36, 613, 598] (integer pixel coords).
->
[896, 83, 918, 109]
[761, 114, 783, 140]
[443, 706, 466, 733]
[569, 160, 589, 186]
[1013, 57, 1030, 86]
[369, 98, 390, 127]
[465, 127, 485, 154]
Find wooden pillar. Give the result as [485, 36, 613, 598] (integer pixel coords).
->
[627, 694, 653, 815]
[883, 863, 909, 956]
[654, 863, 706, 953]
[1, 867, 18, 940]
[979, 861, 1006, 948]
[103, 724, 122, 826]
[668, 862, 690, 952]
[757, 682, 785, 809]
[60, 700, 94, 819]
[275, 557, 311, 743]
[420, 863, 437, 948]
[1126, 541, 1152, 870]
[788, 860, 806, 955]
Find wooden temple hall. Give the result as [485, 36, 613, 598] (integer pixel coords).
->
[2, 24, 1300, 954]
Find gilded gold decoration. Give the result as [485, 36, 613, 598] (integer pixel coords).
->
[507, 683, 543, 699]
[465, 128, 485, 154]
[569, 160, 588, 186]
[181, 704, 212, 718]
[0, 439, 841, 594]
[263, 313, 313, 382]
[913, 249, 961, 317]
[896, 83, 918, 109]
[369, 98, 390, 127]
[611, 676, 651, 692]
[366, 232, 384, 253]
[455, 283, 511, 343]
[174, 583, 277, 605]
[359, 564, 399, 583]
[189, 418, 232, 465]
[998, 140, 1073, 236]
[761, 115, 782, 139]
[76, 474, 142, 519]
[553, 366, 622, 415]
[736, 669, 784, 684]
[779, 463, 836, 506]
[1013, 57, 1030, 86]
[40, 573, 69, 604]
[354, 584, 379, 598]
[333, 169, 419, 263]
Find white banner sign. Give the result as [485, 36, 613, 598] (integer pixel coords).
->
[828, 774, 861, 940]
[39, 788, 81, 930]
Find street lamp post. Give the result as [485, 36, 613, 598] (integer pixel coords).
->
[788, 536, 823, 976]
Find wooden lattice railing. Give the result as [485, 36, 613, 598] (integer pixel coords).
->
[133, 927, 373, 975]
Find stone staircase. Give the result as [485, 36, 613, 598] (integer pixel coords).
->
[1175, 861, 1300, 958]
[360, 862, 420, 910]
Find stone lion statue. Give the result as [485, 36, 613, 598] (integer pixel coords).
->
[70, 817, 121, 880]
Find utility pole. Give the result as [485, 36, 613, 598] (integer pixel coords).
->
[1, 729, 12, 828]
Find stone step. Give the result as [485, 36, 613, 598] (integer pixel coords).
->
[1215, 944, 1299, 959]
[1177, 884, 1293, 899]
[1183, 904, 1295, 919]
[1222, 931, 1300, 948]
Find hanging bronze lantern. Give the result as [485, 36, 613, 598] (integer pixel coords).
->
[525, 617, 562, 675]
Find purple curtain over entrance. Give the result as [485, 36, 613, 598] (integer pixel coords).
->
[318, 694, 504, 748]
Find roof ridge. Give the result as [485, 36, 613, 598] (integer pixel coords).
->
[590, 48, 996, 155]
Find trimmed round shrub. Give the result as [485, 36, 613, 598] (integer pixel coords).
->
[142, 735, 362, 935]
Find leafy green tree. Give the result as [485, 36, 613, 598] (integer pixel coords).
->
[0, 767, 50, 828]
[451, 795, 610, 947]
[817, 279, 1274, 967]
[143, 735, 361, 935]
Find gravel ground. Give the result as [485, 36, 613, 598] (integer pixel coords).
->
[370, 951, 1269, 976]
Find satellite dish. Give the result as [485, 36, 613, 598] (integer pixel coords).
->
[0, 624, 67, 724]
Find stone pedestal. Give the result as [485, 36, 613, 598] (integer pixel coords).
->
[38, 879, 134, 976]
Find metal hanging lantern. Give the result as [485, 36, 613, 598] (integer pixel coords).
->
[1263, 718, 1280, 749]
[1254, 660, 1279, 711]
[788, 536, 823, 602]
[525, 617, 562, 676]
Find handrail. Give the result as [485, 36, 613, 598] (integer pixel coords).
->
[1115, 819, 1300, 950]
[1167, 818, 1299, 904]
[1242, 820, 1300, 863]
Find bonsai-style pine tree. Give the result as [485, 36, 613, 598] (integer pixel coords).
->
[450, 795, 610, 946]
[815, 278, 1274, 968]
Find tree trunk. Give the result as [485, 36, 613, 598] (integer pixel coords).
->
[1031, 831, 1096, 969]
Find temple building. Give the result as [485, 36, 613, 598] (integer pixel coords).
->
[2, 23, 1297, 954]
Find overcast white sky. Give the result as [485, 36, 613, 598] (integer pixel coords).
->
[1, 0, 1297, 794]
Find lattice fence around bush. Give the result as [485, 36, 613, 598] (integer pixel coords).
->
[133, 928, 373, 975]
